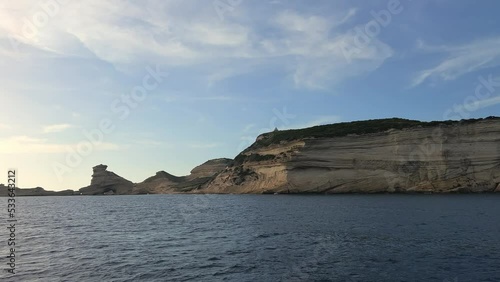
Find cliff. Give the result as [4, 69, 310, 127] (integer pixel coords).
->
[6, 117, 499, 196]
[202, 117, 500, 194]
[79, 159, 233, 195]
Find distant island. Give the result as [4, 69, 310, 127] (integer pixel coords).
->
[2, 116, 500, 196]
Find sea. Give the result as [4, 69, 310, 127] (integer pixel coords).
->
[1, 194, 499, 281]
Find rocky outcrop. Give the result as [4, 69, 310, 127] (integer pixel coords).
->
[0, 185, 75, 196]
[79, 164, 134, 195]
[202, 117, 500, 194]
[189, 158, 233, 179]
[7, 117, 500, 196]
[134, 158, 233, 194]
[80, 159, 233, 195]
[132, 171, 184, 194]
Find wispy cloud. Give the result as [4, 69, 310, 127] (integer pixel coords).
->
[264, 9, 392, 89]
[43, 123, 74, 133]
[0, 135, 121, 154]
[206, 67, 253, 87]
[0, 123, 11, 130]
[466, 95, 500, 110]
[412, 37, 500, 87]
[164, 95, 236, 103]
[0, 1, 392, 90]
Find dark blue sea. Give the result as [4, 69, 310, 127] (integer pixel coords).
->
[1, 194, 499, 281]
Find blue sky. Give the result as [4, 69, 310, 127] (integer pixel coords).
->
[1, 0, 500, 190]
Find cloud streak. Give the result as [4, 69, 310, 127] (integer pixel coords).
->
[164, 95, 236, 103]
[0, 1, 393, 90]
[43, 123, 74, 133]
[412, 38, 500, 87]
[468, 95, 500, 110]
[0, 135, 121, 154]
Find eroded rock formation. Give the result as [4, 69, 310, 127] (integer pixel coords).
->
[79, 164, 134, 195]
[18, 117, 500, 196]
[80, 159, 233, 195]
[202, 117, 500, 194]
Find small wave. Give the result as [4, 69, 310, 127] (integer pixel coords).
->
[254, 232, 286, 239]
[207, 257, 221, 261]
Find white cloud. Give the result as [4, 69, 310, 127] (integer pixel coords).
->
[275, 10, 330, 34]
[0, 135, 121, 154]
[185, 23, 249, 47]
[164, 95, 236, 103]
[206, 67, 254, 87]
[43, 123, 73, 133]
[468, 95, 500, 110]
[0, 1, 393, 90]
[265, 10, 392, 89]
[412, 38, 500, 87]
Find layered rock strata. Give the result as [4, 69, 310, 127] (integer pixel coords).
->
[8, 117, 500, 196]
[203, 118, 500, 194]
[79, 164, 134, 195]
[79, 159, 233, 195]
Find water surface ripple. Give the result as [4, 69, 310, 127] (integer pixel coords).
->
[1, 194, 499, 281]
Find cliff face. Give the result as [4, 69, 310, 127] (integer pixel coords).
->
[76, 117, 500, 195]
[203, 118, 500, 194]
[80, 159, 233, 195]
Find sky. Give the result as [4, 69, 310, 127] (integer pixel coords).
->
[1, 0, 500, 190]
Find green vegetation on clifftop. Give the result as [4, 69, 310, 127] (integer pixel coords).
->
[244, 116, 500, 152]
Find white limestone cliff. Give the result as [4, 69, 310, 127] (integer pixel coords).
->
[203, 118, 500, 194]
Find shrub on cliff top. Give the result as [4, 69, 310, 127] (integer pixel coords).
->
[243, 117, 499, 152]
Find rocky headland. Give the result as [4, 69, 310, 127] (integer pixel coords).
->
[204, 117, 500, 194]
[79, 159, 233, 195]
[3, 117, 500, 196]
